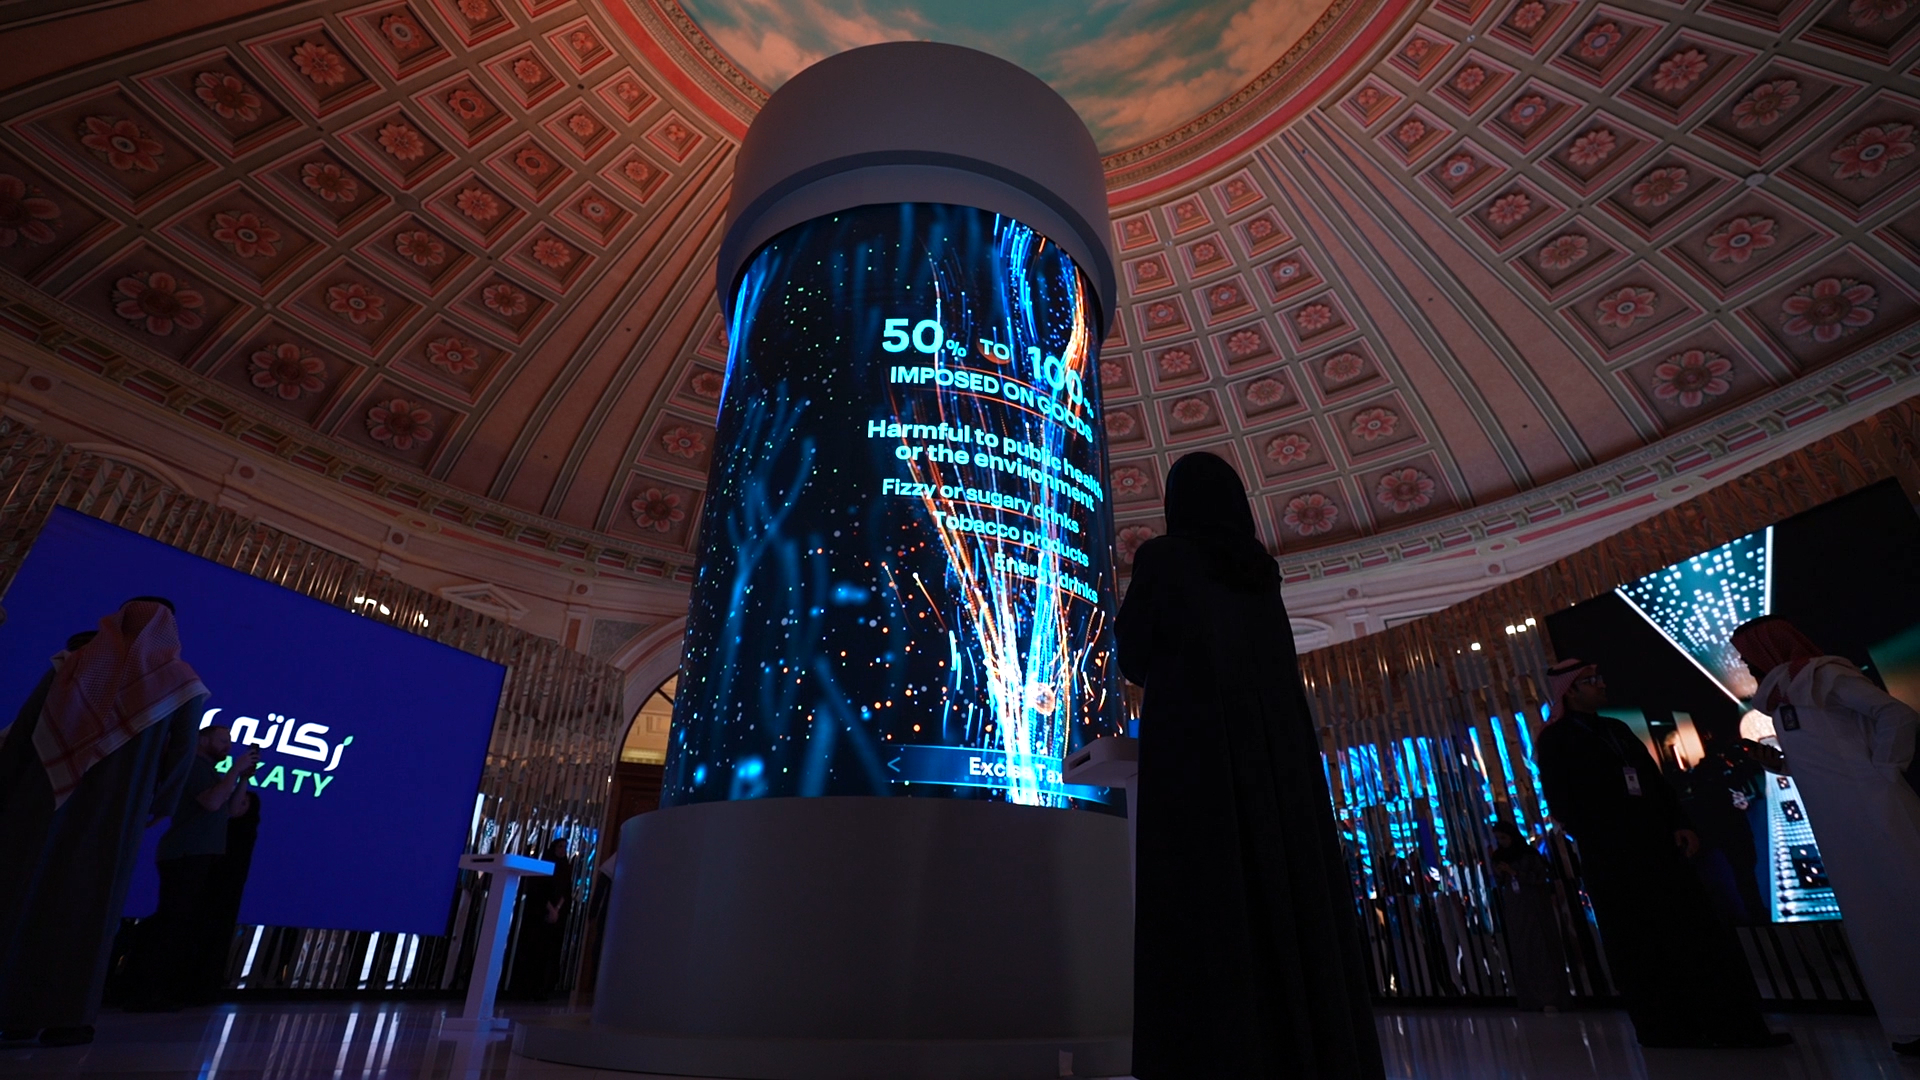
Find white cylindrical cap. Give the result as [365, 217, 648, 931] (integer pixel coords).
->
[719, 41, 1115, 327]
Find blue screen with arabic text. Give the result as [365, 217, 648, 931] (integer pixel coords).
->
[0, 508, 504, 935]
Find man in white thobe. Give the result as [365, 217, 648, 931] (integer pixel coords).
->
[1733, 616, 1920, 1057]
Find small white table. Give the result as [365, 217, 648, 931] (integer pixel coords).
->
[1064, 735, 1139, 886]
[439, 852, 554, 1033]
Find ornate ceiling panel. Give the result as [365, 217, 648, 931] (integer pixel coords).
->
[0, 0, 1913, 594]
[1095, 0, 1920, 579]
[0, 0, 743, 583]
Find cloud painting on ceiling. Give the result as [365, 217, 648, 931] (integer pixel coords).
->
[676, 0, 1332, 149]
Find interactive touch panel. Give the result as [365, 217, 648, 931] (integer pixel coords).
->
[667, 204, 1125, 810]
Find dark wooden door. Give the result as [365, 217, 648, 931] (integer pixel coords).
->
[577, 761, 662, 993]
[605, 761, 664, 852]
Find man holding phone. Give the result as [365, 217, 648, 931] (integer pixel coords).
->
[127, 724, 259, 1011]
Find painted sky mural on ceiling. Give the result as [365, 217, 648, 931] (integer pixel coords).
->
[676, 0, 1331, 149]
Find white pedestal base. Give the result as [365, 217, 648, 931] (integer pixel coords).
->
[515, 1015, 1128, 1079]
[515, 796, 1132, 1078]
[1063, 737, 1138, 889]
[440, 851, 552, 1034]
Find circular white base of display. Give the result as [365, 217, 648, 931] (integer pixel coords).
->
[556, 796, 1133, 1080]
[514, 1014, 1130, 1079]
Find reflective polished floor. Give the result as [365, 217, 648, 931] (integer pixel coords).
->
[0, 1001, 1915, 1079]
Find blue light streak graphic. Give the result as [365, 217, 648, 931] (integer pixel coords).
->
[1487, 715, 1526, 829]
[1513, 712, 1550, 830]
[1466, 728, 1499, 826]
[666, 205, 1124, 811]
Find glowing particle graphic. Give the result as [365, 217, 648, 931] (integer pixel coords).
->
[665, 204, 1125, 812]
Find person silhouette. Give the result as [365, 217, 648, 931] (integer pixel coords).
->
[0, 599, 207, 1045]
[1118, 451, 1383, 1079]
[1534, 658, 1785, 1049]
[1490, 822, 1571, 1011]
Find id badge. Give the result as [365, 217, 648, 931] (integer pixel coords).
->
[1778, 705, 1800, 731]
[1624, 766, 1643, 796]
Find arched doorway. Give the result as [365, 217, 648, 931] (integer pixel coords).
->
[620, 675, 675, 766]
[578, 675, 675, 991]
[608, 674, 674, 845]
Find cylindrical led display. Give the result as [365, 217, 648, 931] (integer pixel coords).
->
[666, 203, 1123, 811]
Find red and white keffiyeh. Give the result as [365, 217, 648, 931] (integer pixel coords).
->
[32, 599, 207, 807]
[1730, 617, 1824, 711]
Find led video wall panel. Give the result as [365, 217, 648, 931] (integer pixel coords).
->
[667, 204, 1125, 810]
[0, 508, 505, 935]
[1615, 528, 1771, 702]
[1611, 525, 1838, 921]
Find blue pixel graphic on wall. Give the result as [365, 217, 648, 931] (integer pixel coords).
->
[1615, 528, 1771, 702]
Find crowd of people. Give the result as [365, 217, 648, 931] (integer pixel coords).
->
[0, 598, 219, 1044]
[1120, 451, 1920, 1069]
[1534, 657, 1788, 1049]
[1731, 617, 1920, 1055]
[0, 597, 268, 1045]
[1530, 625, 1920, 1056]
[4, 462, 1917, 1071]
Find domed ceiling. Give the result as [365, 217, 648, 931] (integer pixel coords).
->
[675, 0, 1338, 148]
[0, 0, 1914, 615]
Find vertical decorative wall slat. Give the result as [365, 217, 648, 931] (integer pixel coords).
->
[0, 417, 629, 994]
[1298, 399, 1920, 1000]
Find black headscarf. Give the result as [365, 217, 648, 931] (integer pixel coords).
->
[1163, 452, 1278, 591]
[1489, 822, 1527, 865]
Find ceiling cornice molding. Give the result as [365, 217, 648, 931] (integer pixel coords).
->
[1266, 328, 1920, 583]
[605, 0, 756, 138]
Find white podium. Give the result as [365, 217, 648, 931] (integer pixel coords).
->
[440, 852, 554, 1033]
[1064, 735, 1140, 885]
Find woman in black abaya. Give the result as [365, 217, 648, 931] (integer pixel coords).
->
[507, 839, 574, 999]
[1119, 452, 1383, 1079]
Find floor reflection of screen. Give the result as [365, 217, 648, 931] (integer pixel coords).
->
[1547, 480, 1920, 925]
[0, 508, 506, 935]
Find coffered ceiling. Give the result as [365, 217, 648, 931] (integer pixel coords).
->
[0, 0, 1913, 598]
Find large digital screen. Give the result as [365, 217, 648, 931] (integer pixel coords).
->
[1547, 480, 1920, 924]
[0, 508, 505, 934]
[667, 203, 1125, 810]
